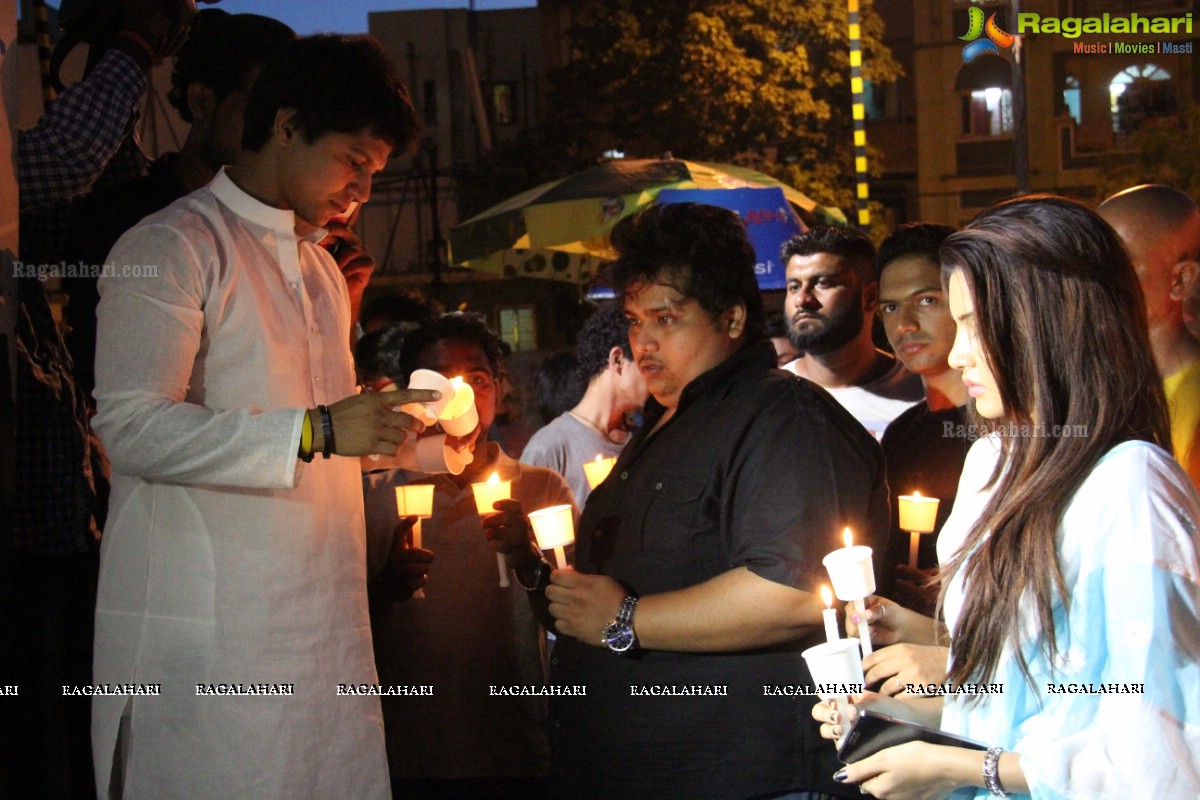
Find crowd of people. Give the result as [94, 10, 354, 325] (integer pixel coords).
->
[3, 5, 1200, 800]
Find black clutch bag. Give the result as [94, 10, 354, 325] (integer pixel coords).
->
[837, 709, 988, 764]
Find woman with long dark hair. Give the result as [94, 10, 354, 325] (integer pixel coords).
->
[814, 195, 1200, 799]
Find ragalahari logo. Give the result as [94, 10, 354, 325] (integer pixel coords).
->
[961, 2, 1016, 62]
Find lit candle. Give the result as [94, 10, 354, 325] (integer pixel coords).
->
[395, 484, 435, 599]
[471, 471, 513, 587]
[438, 376, 479, 436]
[820, 584, 839, 643]
[528, 504, 575, 568]
[898, 491, 941, 569]
[582, 455, 617, 490]
[821, 527, 876, 655]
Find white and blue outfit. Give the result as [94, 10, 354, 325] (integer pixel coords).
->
[938, 436, 1200, 800]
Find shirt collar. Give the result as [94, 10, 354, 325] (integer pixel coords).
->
[642, 340, 776, 421]
[209, 167, 328, 243]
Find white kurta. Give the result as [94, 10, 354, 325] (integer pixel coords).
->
[91, 169, 389, 799]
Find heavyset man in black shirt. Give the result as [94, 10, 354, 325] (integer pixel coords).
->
[499, 203, 889, 799]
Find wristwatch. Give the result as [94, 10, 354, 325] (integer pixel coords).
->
[602, 595, 639, 653]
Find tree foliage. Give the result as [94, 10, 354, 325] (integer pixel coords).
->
[540, 0, 902, 220]
[1095, 111, 1200, 202]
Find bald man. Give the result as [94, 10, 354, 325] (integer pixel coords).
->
[1099, 184, 1200, 491]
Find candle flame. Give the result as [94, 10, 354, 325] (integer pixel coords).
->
[450, 376, 463, 389]
[843, 527, 853, 548]
[820, 585, 833, 607]
[487, 471, 499, 485]
[912, 490, 921, 498]
[594, 454, 604, 463]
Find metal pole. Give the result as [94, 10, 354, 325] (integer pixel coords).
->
[1011, 0, 1030, 195]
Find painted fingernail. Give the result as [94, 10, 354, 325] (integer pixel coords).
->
[851, 614, 861, 624]
[832, 769, 848, 782]
[831, 711, 840, 723]
[829, 699, 838, 710]
[832, 725, 842, 738]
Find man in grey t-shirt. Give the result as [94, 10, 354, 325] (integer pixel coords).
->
[520, 305, 647, 508]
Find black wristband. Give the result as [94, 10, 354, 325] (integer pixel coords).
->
[318, 404, 336, 459]
[514, 559, 553, 594]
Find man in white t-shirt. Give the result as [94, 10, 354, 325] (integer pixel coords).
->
[779, 226, 923, 439]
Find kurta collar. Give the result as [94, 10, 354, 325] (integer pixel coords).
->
[210, 167, 328, 244]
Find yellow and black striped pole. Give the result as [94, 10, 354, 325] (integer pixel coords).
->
[847, 0, 869, 229]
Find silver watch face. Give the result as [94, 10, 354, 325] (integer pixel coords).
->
[603, 621, 636, 653]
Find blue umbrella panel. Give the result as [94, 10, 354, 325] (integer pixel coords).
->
[653, 187, 805, 291]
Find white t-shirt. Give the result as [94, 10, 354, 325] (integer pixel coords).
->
[782, 355, 923, 440]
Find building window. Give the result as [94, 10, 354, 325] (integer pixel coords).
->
[1063, 75, 1082, 124]
[1110, 64, 1175, 134]
[955, 56, 1013, 137]
[863, 79, 903, 122]
[497, 306, 537, 352]
[963, 88, 1013, 136]
[490, 82, 516, 126]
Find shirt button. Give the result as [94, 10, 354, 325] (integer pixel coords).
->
[620, 471, 629, 480]
[550, 658, 559, 666]
[655, 482, 663, 490]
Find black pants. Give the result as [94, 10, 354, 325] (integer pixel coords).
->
[0, 546, 100, 800]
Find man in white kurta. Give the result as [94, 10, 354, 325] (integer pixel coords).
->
[90, 35, 425, 800]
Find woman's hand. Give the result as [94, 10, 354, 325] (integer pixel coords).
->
[863, 644, 950, 696]
[847, 595, 944, 647]
[834, 741, 974, 800]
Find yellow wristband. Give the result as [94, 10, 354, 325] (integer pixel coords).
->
[300, 409, 314, 459]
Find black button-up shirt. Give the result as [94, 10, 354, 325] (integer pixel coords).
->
[548, 341, 890, 800]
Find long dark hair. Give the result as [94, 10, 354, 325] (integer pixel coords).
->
[938, 195, 1171, 692]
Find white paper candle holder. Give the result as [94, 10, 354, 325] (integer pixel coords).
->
[821, 546, 877, 601]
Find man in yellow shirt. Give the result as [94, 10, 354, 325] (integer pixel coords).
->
[1100, 184, 1200, 491]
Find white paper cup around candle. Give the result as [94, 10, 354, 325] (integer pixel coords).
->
[403, 369, 454, 423]
[472, 473, 513, 587]
[414, 434, 472, 475]
[438, 378, 479, 436]
[394, 484, 435, 599]
[899, 493, 940, 569]
[897, 493, 939, 533]
[801, 637, 865, 746]
[802, 638, 865, 698]
[821, 546, 876, 601]
[528, 504, 574, 568]
[395, 484, 435, 519]
[582, 456, 617, 490]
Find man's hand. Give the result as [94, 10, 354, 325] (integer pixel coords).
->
[119, 0, 198, 60]
[481, 499, 541, 571]
[862, 644, 950, 696]
[321, 219, 375, 331]
[314, 389, 440, 457]
[374, 518, 433, 602]
[545, 569, 626, 647]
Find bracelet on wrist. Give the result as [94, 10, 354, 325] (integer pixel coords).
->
[513, 558, 553, 593]
[983, 746, 1007, 797]
[318, 404, 336, 459]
